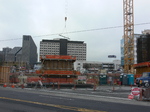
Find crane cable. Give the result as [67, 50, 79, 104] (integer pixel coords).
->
[59, 0, 69, 39]
[64, 0, 68, 27]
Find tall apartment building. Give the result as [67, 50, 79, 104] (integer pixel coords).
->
[40, 38, 86, 61]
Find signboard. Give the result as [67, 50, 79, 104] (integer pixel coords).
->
[128, 94, 134, 99]
[131, 87, 141, 96]
[128, 87, 141, 99]
[108, 55, 116, 58]
[78, 76, 87, 80]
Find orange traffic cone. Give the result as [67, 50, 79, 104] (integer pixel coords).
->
[3, 83, 7, 87]
[11, 84, 15, 88]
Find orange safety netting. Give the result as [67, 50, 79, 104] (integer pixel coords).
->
[27, 77, 76, 84]
[36, 70, 80, 75]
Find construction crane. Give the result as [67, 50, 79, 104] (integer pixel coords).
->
[123, 0, 134, 73]
[59, 0, 134, 73]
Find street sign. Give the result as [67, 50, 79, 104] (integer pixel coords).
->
[108, 55, 116, 58]
[131, 87, 141, 96]
[128, 94, 134, 99]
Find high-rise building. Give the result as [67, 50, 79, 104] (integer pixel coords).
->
[2, 35, 37, 68]
[120, 29, 150, 67]
[40, 38, 86, 61]
[22, 35, 37, 68]
[137, 34, 150, 63]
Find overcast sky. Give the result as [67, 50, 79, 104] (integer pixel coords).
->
[0, 0, 150, 62]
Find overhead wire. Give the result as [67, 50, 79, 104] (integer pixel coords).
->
[0, 22, 150, 41]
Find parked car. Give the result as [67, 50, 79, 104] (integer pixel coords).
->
[136, 72, 150, 87]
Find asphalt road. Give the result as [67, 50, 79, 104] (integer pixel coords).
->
[0, 87, 150, 112]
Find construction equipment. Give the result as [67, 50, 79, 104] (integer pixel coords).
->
[123, 0, 134, 73]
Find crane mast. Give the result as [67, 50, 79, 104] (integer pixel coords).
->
[123, 0, 134, 73]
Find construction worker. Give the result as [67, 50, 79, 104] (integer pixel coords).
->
[38, 79, 43, 88]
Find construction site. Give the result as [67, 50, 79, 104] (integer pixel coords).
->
[0, 0, 150, 101]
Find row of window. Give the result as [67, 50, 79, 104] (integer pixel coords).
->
[68, 49, 86, 51]
[40, 51, 86, 54]
[68, 43, 86, 45]
[40, 47, 86, 49]
[41, 43, 86, 46]
[40, 46, 59, 48]
[67, 46, 86, 48]
[68, 53, 86, 55]
[40, 53, 59, 55]
[68, 50, 86, 52]
[40, 50, 59, 52]
[67, 48, 86, 50]
[68, 54, 86, 56]
[40, 42, 59, 45]
[40, 48, 59, 50]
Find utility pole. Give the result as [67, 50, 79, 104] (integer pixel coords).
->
[123, 0, 134, 73]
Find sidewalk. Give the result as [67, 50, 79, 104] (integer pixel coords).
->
[96, 85, 132, 92]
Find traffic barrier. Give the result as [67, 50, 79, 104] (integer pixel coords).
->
[128, 87, 142, 100]
[128, 94, 134, 99]
[3, 83, 7, 87]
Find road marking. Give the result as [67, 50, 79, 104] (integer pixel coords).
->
[44, 90, 130, 101]
[0, 97, 106, 112]
[1, 87, 129, 101]
[91, 91, 129, 94]
[39, 95, 74, 101]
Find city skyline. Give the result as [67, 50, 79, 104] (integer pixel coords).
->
[0, 0, 150, 62]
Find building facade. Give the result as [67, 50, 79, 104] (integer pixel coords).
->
[40, 38, 86, 61]
[1, 35, 37, 68]
[0, 47, 12, 63]
[74, 61, 121, 74]
[22, 35, 37, 68]
[120, 34, 141, 67]
[137, 34, 150, 63]
[5, 47, 22, 62]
